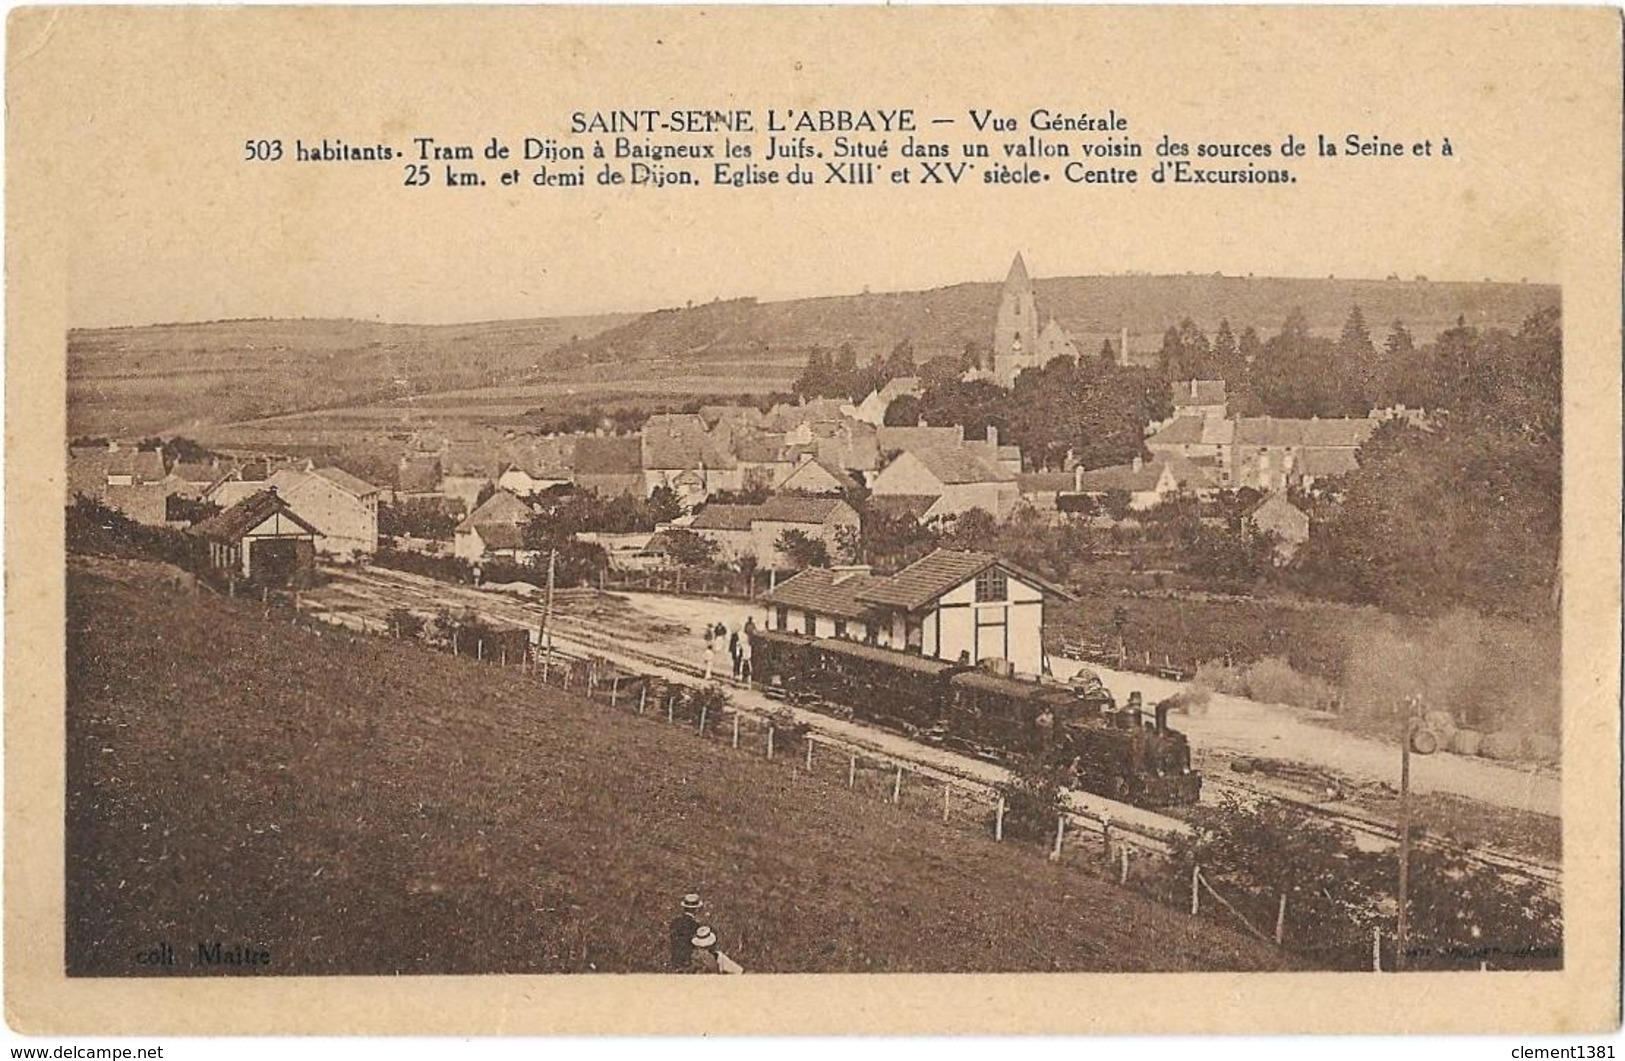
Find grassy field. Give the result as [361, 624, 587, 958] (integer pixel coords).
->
[66, 560, 1288, 976]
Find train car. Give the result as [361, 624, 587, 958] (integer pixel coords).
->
[750, 628, 1202, 807]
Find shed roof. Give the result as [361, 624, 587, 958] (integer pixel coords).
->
[688, 503, 761, 531]
[458, 489, 531, 530]
[571, 435, 642, 475]
[1234, 416, 1378, 448]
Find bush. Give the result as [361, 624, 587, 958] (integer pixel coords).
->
[66, 495, 193, 569]
[387, 607, 427, 640]
[372, 547, 472, 584]
[992, 753, 1065, 843]
[1193, 655, 1336, 711]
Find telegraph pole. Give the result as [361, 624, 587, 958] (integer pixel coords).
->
[1396, 694, 1424, 971]
[542, 548, 557, 652]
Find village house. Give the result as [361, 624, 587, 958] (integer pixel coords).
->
[262, 466, 382, 559]
[1014, 470, 1077, 518]
[1247, 492, 1312, 563]
[452, 489, 533, 563]
[733, 429, 794, 492]
[778, 454, 860, 496]
[187, 488, 319, 589]
[570, 436, 644, 498]
[1146, 416, 1236, 480]
[761, 548, 1074, 677]
[1072, 457, 1178, 511]
[439, 439, 504, 513]
[1171, 379, 1229, 421]
[1231, 416, 1378, 493]
[640, 413, 743, 507]
[496, 436, 574, 498]
[688, 495, 859, 570]
[868, 443, 1019, 522]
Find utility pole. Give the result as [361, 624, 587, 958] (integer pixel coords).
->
[1396, 694, 1428, 971]
[542, 548, 557, 653]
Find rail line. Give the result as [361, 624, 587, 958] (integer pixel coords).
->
[312, 567, 1561, 886]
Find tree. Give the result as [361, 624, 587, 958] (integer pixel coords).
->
[881, 338, 916, 380]
[775, 528, 830, 569]
[662, 528, 719, 569]
[1096, 337, 1117, 367]
[1212, 318, 1242, 384]
[882, 393, 923, 426]
[473, 481, 498, 509]
[647, 485, 683, 525]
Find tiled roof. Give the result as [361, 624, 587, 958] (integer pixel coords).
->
[189, 489, 319, 543]
[1148, 417, 1205, 445]
[458, 490, 531, 531]
[1075, 462, 1164, 493]
[876, 425, 963, 454]
[571, 436, 642, 476]
[473, 524, 526, 551]
[855, 549, 1000, 610]
[1172, 380, 1228, 406]
[1017, 471, 1074, 494]
[1295, 448, 1362, 477]
[878, 376, 920, 400]
[1160, 456, 1220, 490]
[866, 495, 937, 522]
[759, 567, 888, 620]
[641, 414, 737, 470]
[909, 444, 1017, 485]
[688, 503, 761, 531]
[733, 430, 788, 464]
[781, 456, 858, 494]
[500, 436, 575, 479]
[1234, 417, 1377, 448]
[756, 495, 851, 525]
[312, 466, 380, 497]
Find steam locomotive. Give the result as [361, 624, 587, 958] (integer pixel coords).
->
[750, 629, 1202, 808]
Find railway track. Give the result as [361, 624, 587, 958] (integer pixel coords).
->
[311, 567, 1562, 886]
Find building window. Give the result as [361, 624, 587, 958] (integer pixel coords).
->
[975, 568, 1008, 603]
[775, 605, 788, 631]
[804, 611, 817, 636]
[834, 619, 847, 639]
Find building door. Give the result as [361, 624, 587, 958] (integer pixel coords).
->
[250, 538, 304, 587]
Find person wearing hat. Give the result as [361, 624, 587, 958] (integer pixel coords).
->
[688, 926, 721, 974]
[669, 893, 704, 971]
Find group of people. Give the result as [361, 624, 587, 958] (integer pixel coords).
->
[667, 893, 743, 974]
[702, 618, 756, 683]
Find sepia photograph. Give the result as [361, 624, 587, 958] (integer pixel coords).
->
[7, 3, 1621, 1040]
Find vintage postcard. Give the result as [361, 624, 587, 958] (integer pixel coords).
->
[6, 4, 1621, 1038]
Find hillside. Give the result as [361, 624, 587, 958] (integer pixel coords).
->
[566, 274, 1559, 371]
[67, 313, 634, 438]
[66, 557, 1287, 976]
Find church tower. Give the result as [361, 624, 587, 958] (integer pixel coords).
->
[992, 254, 1040, 387]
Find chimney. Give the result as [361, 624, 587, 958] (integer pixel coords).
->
[832, 564, 872, 584]
[986, 424, 998, 448]
[1074, 465, 1084, 491]
[1132, 455, 1143, 472]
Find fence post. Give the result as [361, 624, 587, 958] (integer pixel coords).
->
[943, 783, 951, 822]
[698, 701, 708, 735]
[805, 738, 814, 772]
[611, 677, 620, 708]
[1275, 893, 1288, 945]
[563, 667, 570, 691]
[1190, 865, 1201, 916]
[892, 765, 903, 805]
[995, 797, 1006, 842]
[638, 686, 647, 715]
[501, 648, 507, 668]
[453, 633, 458, 657]
[1101, 815, 1112, 860]
[848, 754, 856, 789]
[767, 725, 775, 760]
[667, 694, 674, 724]
[732, 712, 740, 748]
[1050, 815, 1066, 861]
[1373, 926, 1382, 972]
[1120, 845, 1130, 885]
[477, 639, 483, 662]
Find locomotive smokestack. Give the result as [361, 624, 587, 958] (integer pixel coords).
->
[1154, 699, 1172, 734]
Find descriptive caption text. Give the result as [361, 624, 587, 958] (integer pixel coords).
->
[240, 106, 1457, 192]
